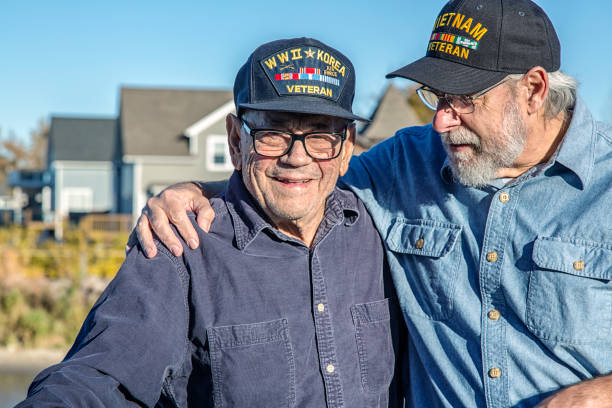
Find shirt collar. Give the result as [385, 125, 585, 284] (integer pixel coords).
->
[549, 98, 595, 190]
[224, 171, 360, 250]
[439, 97, 596, 189]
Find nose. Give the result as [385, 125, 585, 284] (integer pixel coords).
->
[432, 100, 462, 133]
[280, 138, 311, 167]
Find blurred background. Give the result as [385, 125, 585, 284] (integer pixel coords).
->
[1, 0, 610, 405]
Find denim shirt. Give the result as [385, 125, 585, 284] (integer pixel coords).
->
[18, 172, 402, 408]
[342, 98, 612, 407]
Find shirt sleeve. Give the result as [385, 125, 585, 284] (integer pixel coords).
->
[340, 135, 398, 228]
[16, 245, 190, 408]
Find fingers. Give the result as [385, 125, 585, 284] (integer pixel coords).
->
[146, 200, 184, 257]
[167, 205, 199, 250]
[193, 196, 216, 233]
[135, 212, 158, 258]
[154, 185, 202, 250]
[125, 229, 137, 254]
[133, 182, 211, 258]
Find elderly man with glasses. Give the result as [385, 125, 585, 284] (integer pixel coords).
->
[17, 38, 405, 408]
[133, 0, 612, 406]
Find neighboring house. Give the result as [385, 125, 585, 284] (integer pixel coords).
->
[14, 84, 426, 229]
[355, 84, 431, 154]
[7, 169, 50, 223]
[117, 87, 235, 219]
[47, 117, 118, 218]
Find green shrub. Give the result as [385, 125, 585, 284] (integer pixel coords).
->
[0, 224, 126, 348]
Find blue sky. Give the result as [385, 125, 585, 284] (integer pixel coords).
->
[1, 0, 610, 142]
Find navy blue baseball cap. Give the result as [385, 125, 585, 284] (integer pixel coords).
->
[234, 37, 367, 122]
[387, 0, 561, 95]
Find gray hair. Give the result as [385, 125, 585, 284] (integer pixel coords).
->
[506, 70, 578, 119]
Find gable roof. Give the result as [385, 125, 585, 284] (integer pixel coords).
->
[48, 117, 117, 162]
[357, 84, 427, 151]
[119, 87, 233, 157]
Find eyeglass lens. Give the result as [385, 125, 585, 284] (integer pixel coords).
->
[254, 131, 343, 159]
[417, 88, 473, 113]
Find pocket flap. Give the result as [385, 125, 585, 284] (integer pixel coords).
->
[532, 236, 612, 280]
[385, 218, 461, 257]
[351, 298, 390, 325]
[207, 318, 289, 349]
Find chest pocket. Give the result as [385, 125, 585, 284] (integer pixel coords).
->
[527, 236, 612, 345]
[385, 218, 462, 321]
[207, 318, 296, 408]
[351, 298, 394, 395]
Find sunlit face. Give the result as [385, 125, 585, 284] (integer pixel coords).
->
[439, 84, 528, 187]
[228, 110, 354, 231]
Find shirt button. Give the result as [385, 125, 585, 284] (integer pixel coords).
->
[326, 364, 335, 373]
[489, 367, 502, 378]
[573, 260, 585, 271]
[317, 303, 325, 312]
[486, 251, 499, 262]
[415, 238, 425, 249]
[488, 310, 500, 321]
[499, 192, 510, 203]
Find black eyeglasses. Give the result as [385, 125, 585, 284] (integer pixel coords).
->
[416, 78, 511, 114]
[241, 121, 347, 160]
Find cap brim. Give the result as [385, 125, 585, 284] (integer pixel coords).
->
[386, 56, 507, 95]
[239, 97, 368, 122]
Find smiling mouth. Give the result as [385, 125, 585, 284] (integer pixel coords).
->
[273, 177, 312, 184]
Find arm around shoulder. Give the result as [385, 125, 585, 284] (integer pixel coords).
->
[339, 133, 400, 225]
[535, 374, 612, 408]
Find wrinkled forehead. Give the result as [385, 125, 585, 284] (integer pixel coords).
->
[242, 109, 349, 130]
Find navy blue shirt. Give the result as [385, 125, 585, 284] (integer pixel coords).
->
[19, 172, 403, 407]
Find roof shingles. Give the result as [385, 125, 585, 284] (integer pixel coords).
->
[49, 117, 117, 162]
[120, 88, 233, 156]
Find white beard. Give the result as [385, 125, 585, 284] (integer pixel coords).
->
[441, 99, 527, 187]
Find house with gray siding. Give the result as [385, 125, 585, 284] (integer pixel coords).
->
[117, 87, 235, 219]
[47, 116, 118, 217]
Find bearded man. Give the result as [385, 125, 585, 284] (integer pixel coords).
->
[135, 0, 612, 406]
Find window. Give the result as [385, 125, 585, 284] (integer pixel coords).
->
[206, 135, 233, 171]
[62, 187, 93, 213]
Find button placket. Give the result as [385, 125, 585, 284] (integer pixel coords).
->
[479, 187, 522, 407]
[310, 250, 344, 407]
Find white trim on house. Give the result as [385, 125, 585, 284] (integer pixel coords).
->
[184, 100, 235, 155]
[52, 160, 113, 170]
[132, 161, 144, 223]
[56, 165, 64, 214]
[122, 155, 198, 165]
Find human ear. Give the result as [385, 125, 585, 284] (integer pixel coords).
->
[226, 114, 243, 170]
[338, 123, 356, 176]
[523, 66, 549, 115]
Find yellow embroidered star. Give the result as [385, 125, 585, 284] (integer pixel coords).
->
[304, 48, 315, 58]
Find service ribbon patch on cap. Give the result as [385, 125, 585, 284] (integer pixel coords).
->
[260, 46, 349, 101]
[427, 11, 488, 61]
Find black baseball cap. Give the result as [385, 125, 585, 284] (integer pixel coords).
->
[387, 0, 561, 95]
[234, 37, 367, 122]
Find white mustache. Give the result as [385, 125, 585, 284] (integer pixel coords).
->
[441, 128, 482, 153]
